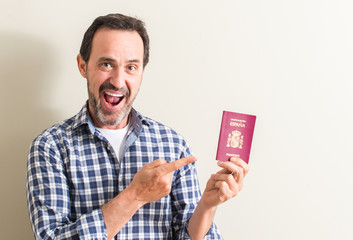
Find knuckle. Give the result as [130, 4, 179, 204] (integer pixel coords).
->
[156, 158, 167, 164]
[160, 177, 170, 185]
[219, 195, 227, 202]
[238, 168, 244, 178]
[172, 161, 181, 170]
[160, 176, 172, 188]
[162, 184, 171, 194]
[226, 192, 233, 199]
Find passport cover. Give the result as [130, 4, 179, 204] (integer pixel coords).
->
[216, 111, 256, 163]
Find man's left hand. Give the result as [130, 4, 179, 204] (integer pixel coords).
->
[200, 157, 249, 208]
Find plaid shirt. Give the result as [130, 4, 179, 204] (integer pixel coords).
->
[27, 104, 222, 240]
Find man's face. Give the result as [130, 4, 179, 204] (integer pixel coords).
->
[77, 28, 145, 129]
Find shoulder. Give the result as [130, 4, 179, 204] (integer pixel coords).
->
[29, 116, 74, 156]
[31, 104, 90, 148]
[137, 111, 187, 143]
[30, 105, 91, 157]
[133, 110, 192, 157]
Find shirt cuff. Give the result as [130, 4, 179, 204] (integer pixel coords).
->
[76, 208, 107, 240]
[179, 220, 223, 240]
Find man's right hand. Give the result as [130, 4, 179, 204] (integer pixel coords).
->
[126, 156, 197, 205]
[102, 156, 197, 239]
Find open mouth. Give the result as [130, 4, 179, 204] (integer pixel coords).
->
[103, 92, 124, 106]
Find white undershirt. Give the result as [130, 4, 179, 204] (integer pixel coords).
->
[97, 124, 129, 162]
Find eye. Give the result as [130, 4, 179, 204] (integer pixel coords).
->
[98, 62, 114, 72]
[102, 62, 112, 68]
[127, 65, 137, 72]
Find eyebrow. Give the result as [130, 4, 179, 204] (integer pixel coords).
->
[127, 59, 141, 64]
[97, 57, 141, 64]
[97, 57, 115, 63]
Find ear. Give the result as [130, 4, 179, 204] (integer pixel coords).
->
[77, 54, 87, 78]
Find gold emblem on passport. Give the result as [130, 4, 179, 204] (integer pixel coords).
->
[227, 130, 244, 149]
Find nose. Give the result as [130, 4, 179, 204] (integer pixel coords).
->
[110, 67, 125, 89]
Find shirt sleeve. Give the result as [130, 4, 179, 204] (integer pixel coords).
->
[170, 145, 223, 240]
[26, 134, 107, 240]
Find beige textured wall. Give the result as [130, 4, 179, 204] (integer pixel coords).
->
[1, 0, 352, 239]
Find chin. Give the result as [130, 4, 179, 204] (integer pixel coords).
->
[98, 106, 131, 126]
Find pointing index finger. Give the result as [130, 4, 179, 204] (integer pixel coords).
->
[159, 156, 197, 174]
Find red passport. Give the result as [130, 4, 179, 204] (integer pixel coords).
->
[216, 111, 256, 163]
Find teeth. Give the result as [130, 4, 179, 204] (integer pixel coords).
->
[105, 92, 123, 97]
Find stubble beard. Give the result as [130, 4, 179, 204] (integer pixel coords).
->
[87, 81, 135, 126]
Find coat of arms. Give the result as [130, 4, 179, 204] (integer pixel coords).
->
[226, 130, 243, 149]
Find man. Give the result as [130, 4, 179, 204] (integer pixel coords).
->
[26, 13, 249, 240]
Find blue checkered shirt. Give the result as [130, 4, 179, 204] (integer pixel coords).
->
[27, 104, 222, 240]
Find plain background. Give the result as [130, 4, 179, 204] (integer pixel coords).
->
[1, 0, 352, 239]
